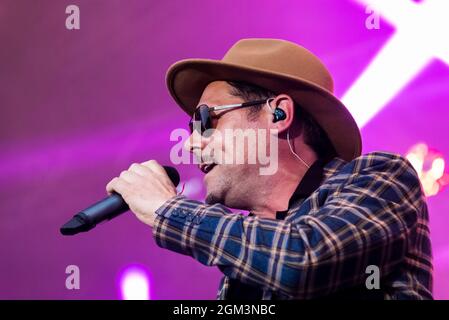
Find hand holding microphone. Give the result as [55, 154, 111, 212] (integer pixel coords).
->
[60, 160, 180, 235]
[106, 160, 178, 226]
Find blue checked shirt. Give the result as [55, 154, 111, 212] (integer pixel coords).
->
[153, 152, 433, 299]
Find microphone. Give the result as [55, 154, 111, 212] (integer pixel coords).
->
[60, 166, 180, 236]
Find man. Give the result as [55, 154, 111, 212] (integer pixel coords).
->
[106, 39, 433, 299]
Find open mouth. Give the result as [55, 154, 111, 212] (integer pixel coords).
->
[200, 163, 217, 175]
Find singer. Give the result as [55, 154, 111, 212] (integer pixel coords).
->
[105, 39, 433, 299]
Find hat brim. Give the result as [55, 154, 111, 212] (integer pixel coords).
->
[166, 59, 362, 162]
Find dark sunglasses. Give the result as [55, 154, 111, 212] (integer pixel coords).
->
[189, 99, 269, 136]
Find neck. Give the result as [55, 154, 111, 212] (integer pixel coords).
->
[249, 149, 317, 219]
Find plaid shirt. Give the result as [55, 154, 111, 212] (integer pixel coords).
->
[153, 152, 433, 299]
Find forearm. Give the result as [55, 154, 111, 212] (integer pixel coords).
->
[153, 195, 414, 298]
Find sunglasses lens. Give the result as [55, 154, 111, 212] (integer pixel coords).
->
[190, 105, 212, 136]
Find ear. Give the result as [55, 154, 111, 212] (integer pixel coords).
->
[268, 94, 295, 134]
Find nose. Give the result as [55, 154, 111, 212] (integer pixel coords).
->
[184, 129, 207, 154]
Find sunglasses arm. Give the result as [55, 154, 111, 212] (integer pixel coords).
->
[209, 103, 243, 112]
[210, 99, 267, 112]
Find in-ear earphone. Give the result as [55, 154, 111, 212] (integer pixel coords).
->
[265, 98, 311, 169]
[273, 108, 286, 123]
[265, 98, 287, 123]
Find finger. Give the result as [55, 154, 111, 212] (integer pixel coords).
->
[119, 170, 143, 184]
[141, 159, 166, 176]
[128, 162, 152, 177]
[106, 177, 131, 195]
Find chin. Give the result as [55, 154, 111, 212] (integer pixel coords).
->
[205, 193, 221, 205]
[204, 183, 227, 205]
[204, 171, 225, 205]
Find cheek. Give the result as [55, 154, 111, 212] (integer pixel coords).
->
[214, 115, 265, 163]
[210, 133, 225, 151]
[213, 120, 236, 150]
[202, 131, 225, 163]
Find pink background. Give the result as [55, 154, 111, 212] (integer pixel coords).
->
[0, 0, 447, 299]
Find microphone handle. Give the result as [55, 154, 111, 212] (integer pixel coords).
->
[60, 165, 180, 235]
[78, 192, 128, 225]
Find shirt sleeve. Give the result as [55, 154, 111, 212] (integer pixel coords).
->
[152, 154, 427, 299]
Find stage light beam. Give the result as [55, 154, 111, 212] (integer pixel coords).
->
[344, 0, 449, 128]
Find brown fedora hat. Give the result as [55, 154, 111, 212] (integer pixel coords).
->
[166, 38, 362, 161]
